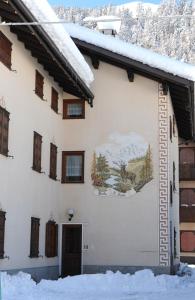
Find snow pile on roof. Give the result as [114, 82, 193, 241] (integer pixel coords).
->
[64, 23, 195, 81]
[2, 268, 195, 300]
[21, 0, 93, 87]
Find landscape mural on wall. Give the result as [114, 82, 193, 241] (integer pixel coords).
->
[91, 132, 153, 197]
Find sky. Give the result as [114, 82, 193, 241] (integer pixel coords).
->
[48, 0, 159, 8]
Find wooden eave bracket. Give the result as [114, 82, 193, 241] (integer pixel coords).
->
[91, 56, 100, 70]
[127, 69, 134, 82]
[162, 81, 169, 95]
[87, 98, 93, 107]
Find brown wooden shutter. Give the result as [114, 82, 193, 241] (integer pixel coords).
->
[0, 106, 9, 156]
[30, 217, 40, 258]
[49, 143, 57, 180]
[173, 115, 176, 136]
[33, 132, 42, 172]
[180, 231, 195, 252]
[45, 221, 58, 257]
[170, 116, 172, 142]
[170, 181, 173, 205]
[0, 31, 12, 69]
[35, 70, 44, 99]
[0, 211, 6, 259]
[173, 161, 176, 191]
[51, 88, 58, 113]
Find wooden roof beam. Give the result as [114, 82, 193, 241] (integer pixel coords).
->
[91, 56, 100, 70]
[127, 69, 134, 82]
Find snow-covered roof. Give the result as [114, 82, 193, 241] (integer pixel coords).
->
[64, 23, 195, 82]
[21, 0, 93, 87]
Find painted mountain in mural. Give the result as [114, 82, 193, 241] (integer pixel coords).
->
[91, 132, 153, 197]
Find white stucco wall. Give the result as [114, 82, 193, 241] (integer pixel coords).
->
[0, 26, 179, 274]
[60, 58, 175, 268]
[0, 26, 66, 271]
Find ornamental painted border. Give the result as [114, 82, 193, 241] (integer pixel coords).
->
[158, 83, 169, 266]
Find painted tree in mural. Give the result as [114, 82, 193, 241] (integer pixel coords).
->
[91, 152, 110, 187]
[113, 161, 136, 193]
[140, 144, 153, 184]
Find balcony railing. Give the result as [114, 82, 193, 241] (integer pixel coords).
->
[179, 163, 195, 180]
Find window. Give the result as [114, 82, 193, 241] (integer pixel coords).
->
[35, 70, 44, 99]
[63, 99, 85, 119]
[30, 217, 40, 258]
[0, 31, 12, 69]
[180, 231, 195, 252]
[0, 106, 9, 157]
[180, 189, 195, 206]
[49, 143, 57, 180]
[45, 220, 58, 257]
[179, 148, 195, 180]
[0, 211, 6, 259]
[51, 88, 58, 113]
[62, 151, 84, 183]
[32, 132, 42, 173]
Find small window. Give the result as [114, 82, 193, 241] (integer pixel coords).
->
[63, 99, 85, 119]
[0, 211, 6, 259]
[62, 151, 84, 183]
[0, 31, 12, 69]
[180, 189, 195, 206]
[51, 88, 58, 113]
[180, 231, 195, 252]
[35, 70, 44, 99]
[32, 132, 42, 173]
[0, 106, 10, 157]
[49, 143, 57, 180]
[30, 217, 40, 258]
[45, 220, 58, 257]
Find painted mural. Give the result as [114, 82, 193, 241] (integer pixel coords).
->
[91, 132, 153, 197]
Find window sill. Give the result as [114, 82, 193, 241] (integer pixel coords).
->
[61, 180, 84, 184]
[49, 175, 57, 181]
[35, 91, 44, 100]
[32, 167, 43, 174]
[63, 116, 85, 120]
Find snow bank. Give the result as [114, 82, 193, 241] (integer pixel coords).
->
[21, 0, 93, 87]
[2, 268, 195, 300]
[65, 23, 195, 81]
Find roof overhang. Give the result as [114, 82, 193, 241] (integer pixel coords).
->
[0, 0, 94, 105]
[73, 37, 195, 140]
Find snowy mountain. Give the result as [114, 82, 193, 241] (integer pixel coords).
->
[115, 2, 158, 16]
[95, 132, 148, 167]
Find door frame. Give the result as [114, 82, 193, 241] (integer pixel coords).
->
[59, 223, 83, 276]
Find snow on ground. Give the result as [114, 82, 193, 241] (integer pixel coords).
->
[2, 265, 195, 300]
[21, 0, 93, 87]
[65, 23, 195, 81]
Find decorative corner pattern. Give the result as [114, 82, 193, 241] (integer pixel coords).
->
[158, 83, 169, 266]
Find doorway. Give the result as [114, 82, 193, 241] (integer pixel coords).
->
[61, 224, 82, 277]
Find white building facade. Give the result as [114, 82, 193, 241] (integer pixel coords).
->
[0, 0, 195, 281]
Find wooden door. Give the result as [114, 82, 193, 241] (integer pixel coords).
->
[61, 224, 82, 277]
